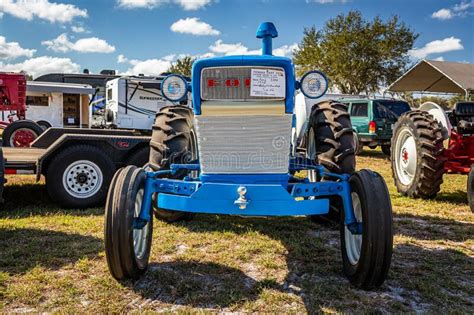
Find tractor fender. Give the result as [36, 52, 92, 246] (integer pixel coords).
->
[419, 102, 452, 140]
[294, 92, 309, 145]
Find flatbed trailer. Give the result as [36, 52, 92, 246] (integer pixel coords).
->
[1, 128, 150, 208]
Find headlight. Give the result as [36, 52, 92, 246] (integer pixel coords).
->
[300, 70, 328, 99]
[161, 74, 188, 102]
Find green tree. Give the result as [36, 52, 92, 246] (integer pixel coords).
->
[293, 11, 418, 95]
[167, 56, 195, 77]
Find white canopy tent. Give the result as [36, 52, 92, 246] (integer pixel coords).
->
[388, 59, 474, 98]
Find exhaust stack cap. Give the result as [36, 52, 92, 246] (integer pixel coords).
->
[256, 22, 278, 55]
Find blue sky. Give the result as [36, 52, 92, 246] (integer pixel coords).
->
[0, 0, 473, 78]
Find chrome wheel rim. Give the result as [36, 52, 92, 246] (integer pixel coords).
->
[344, 192, 363, 265]
[395, 128, 417, 186]
[62, 160, 103, 198]
[133, 188, 150, 259]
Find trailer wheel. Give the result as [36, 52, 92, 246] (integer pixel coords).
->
[467, 165, 474, 213]
[105, 166, 153, 280]
[36, 120, 52, 131]
[307, 100, 356, 174]
[149, 106, 196, 222]
[46, 145, 115, 208]
[2, 120, 43, 147]
[126, 147, 150, 167]
[341, 169, 393, 289]
[391, 111, 445, 198]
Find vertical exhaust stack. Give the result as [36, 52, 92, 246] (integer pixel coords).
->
[256, 22, 278, 56]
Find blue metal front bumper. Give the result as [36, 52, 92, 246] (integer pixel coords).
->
[157, 181, 331, 216]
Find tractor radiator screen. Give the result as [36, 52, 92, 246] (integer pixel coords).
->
[200, 66, 286, 101]
[195, 114, 292, 174]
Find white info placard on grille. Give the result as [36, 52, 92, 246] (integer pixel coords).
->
[250, 68, 285, 98]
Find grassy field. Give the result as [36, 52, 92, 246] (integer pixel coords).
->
[0, 149, 473, 313]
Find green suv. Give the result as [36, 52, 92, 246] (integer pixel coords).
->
[340, 98, 411, 155]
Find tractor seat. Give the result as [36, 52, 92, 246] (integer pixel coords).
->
[454, 102, 474, 117]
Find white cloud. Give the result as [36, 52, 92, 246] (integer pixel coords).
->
[433, 56, 445, 61]
[71, 26, 86, 33]
[0, 36, 36, 61]
[431, 8, 453, 20]
[0, 56, 80, 78]
[117, 54, 129, 63]
[117, 40, 297, 76]
[408, 37, 464, 59]
[170, 18, 220, 36]
[273, 44, 298, 57]
[431, 1, 473, 20]
[42, 33, 116, 53]
[209, 40, 297, 57]
[118, 55, 172, 75]
[174, 0, 212, 10]
[117, 0, 212, 10]
[0, 0, 87, 23]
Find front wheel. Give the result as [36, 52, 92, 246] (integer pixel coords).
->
[340, 169, 393, 289]
[467, 165, 474, 213]
[104, 166, 153, 280]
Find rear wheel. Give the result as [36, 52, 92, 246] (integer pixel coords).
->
[2, 120, 43, 147]
[341, 169, 393, 289]
[307, 100, 355, 174]
[391, 111, 445, 198]
[149, 106, 197, 222]
[467, 165, 474, 213]
[46, 145, 115, 208]
[104, 166, 153, 280]
[307, 101, 355, 223]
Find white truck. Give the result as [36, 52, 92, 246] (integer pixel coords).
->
[104, 76, 190, 131]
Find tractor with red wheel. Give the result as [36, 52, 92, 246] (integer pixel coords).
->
[391, 101, 474, 212]
[0, 72, 44, 147]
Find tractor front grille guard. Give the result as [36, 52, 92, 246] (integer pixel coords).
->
[134, 158, 361, 235]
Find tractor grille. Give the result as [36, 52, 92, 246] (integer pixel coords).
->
[195, 115, 292, 174]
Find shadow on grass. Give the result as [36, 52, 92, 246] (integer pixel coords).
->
[0, 227, 102, 275]
[434, 190, 468, 205]
[0, 183, 104, 219]
[390, 243, 473, 311]
[131, 260, 263, 308]
[131, 213, 474, 312]
[394, 212, 474, 242]
[132, 216, 346, 312]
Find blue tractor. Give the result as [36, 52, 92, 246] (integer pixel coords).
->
[104, 22, 393, 289]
